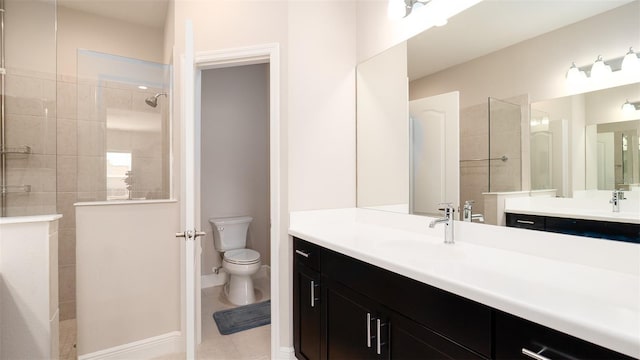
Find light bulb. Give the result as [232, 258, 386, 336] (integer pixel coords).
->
[388, 0, 406, 20]
[541, 116, 549, 125]
[590, 55, 611, 79]
[621, 47, 640, 74]
[622, 100, 637, 114]
[566, 62, 586, 84]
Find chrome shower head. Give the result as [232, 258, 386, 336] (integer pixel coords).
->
[145, 92, 167, 108]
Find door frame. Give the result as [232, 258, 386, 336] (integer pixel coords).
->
[192, 43, 281, 359]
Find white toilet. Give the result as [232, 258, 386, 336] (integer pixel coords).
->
[209, 216, 262, 305]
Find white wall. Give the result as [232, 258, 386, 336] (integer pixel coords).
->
[75, 202, 180, 356]
[200, 64, 270, 275]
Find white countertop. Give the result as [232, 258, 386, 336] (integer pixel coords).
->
[289, 208, 640, 358]
[504, 191, 640, 224]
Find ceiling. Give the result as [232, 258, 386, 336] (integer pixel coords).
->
[407, 0, 634, 81]
[57, 0, 169, 29]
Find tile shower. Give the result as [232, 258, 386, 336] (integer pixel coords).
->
[459, 95, 528, 219]
[1, 0, 171, 322]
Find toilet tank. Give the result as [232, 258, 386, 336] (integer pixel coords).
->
[209, 216, 253, 251]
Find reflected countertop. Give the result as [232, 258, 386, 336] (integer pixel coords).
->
[289, 208, 640, 358]
[504, 191, 640, 224]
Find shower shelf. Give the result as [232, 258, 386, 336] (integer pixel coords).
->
[0, 184, 32, 194]
[0, 145, 32, 154]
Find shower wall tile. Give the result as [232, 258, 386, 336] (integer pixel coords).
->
[106, 129, 132, 150]
[59, 264, 76, 303]
[105, 87, 132, 110]
[132, 132, 162, 158]
[5, 154, 56, 192]
[77, 156, 106, 193]
[4, 114, 56, 155]
[77, 84, 98, 121]
[58, 228, 76, 267]
[57, 118, 78, 155]
[5, 74, 45, 117]
[59, 301, 76, 321]
[43, 79, 57, 119]
[57, 81, 77, 119]
[77, 120, 105, 156]
[57, 155, 78, 193]
[56, 192, 77, 230]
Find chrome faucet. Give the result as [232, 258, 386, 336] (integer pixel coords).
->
[429, 203, 455, 244]
[462, 200, 484, 223]
[609, 190, 627, 212]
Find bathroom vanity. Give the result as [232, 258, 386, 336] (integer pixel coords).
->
[290, 208, 640, 360]
[504, 193, 640, 243]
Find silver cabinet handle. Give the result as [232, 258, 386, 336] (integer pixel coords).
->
[376, 318, 381, 354]
[516, 220, 535, 225]
[522, 348, 552, 360]
[295, 249, 310, 258]
[376, 319, 383, 355]
[310, 280, 319, 308]
[366, 313, 372, 348]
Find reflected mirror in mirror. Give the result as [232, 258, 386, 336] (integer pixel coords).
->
[356, 0, 639, 226]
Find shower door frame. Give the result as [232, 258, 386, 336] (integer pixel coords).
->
[183, 38, 282, 358]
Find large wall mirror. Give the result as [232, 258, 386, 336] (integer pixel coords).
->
[357, 0, 640, 225]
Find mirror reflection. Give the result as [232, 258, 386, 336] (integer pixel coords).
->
[356, 0, 640, 227]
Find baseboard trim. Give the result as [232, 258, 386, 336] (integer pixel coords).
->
[78, 331, 182, 360]
[276, 346, 295, 360]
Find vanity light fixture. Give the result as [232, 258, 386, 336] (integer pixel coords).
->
[590, 55, 612, 80]
[566, 47, 640, 84]
[621, 99, 640, 114]
[387, 0, 432, 20]
[566, 62, 586, 82]
[621, 47, 639, 73]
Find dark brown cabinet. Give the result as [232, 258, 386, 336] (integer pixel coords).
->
[294, 237, 490, 360]
[293, 240, 322, 360]
[495, 312, 635, 360]
[293, 237, 637, 360]
[506, 213, 640, 243]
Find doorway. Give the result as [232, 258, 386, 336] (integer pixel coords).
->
[198, 63, 271, 357]
[189, 44, 281, 359]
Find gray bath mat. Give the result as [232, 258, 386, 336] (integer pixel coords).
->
[213, 300, 271, 335]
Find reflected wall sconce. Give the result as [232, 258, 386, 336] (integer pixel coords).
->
[566, 47, 639, 83]
[621, 99, 640, 114]
[388, 0, 433, 20]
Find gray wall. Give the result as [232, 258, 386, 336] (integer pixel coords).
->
[200, 64, 270, 275]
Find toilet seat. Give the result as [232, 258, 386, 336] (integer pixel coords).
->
[224, 249, 261, 265]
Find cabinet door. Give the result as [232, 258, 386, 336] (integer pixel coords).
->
[325, 280, 386, 360]
[294, 264, 322, 360]
[389, 312, 486, 360]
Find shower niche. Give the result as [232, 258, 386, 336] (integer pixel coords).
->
[75, 50, 171, 202]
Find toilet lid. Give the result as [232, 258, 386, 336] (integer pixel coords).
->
[224, 249, 261, 265]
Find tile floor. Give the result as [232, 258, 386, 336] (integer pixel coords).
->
[154, 267, 272, 360]
[59, 268, 271, 360]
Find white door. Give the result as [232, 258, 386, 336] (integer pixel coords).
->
[409, 91, 460, 216]
[176, 19, 200, 359]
